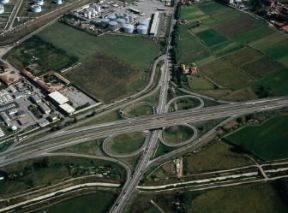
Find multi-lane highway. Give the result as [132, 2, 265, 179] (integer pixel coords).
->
[1, 96, 288, 168]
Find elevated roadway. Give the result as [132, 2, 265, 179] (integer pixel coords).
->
[0, 96, 288, 168]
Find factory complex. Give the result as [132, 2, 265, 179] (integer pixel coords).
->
[0, 0, 174, 139]
[62, 0, 175, 37]
[0, 60, 98, 139]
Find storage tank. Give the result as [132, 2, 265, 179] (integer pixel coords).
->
[138, 19, 149, 26]
[137, 24, 148, 34]
[117, 18, 126, 27]
[124, 16, 129, 24]
[0, 4, 4, 14]
[123, 24, 134, 34]
[108, 21, 118, 30]
[53, 0, 63, 5]
[0, 0, 9, 4]
[31, 4, 42, 13]
[34, 0, 44, 6]
[108, 14, 116, 21]
[101, 18, 110, 27]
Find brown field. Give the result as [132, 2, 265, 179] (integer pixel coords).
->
[223, 47, 263, 66]
[215, 14, 254, 37]
[242, 57, 286, 79]
[200, 59, 252, 89]
[64, 53, 142, 103]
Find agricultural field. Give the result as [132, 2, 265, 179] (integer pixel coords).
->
[5, 36, 78, 75]
[177, 1, 288, 100]
[226, 115, 288, 161]
[43, 191, 118, 213]
[183, 141, 253, 174]
[129, 180, 288, 213]
[186, 181, 288, 213]
[0, 157, 126, 198]
[7, 22, 160, 103]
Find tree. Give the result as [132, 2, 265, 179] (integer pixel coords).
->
[249, 0, 264, 13]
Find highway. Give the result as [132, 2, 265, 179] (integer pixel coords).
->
[109, 35, 172, 212]
[0, 96, 287, 169]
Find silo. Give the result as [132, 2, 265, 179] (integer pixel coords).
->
[108, 21, 118, 30]
[101, 18, 110, 27]
[53, 0, 63, 5]
[0, 0, 9, 4]
[138, 19, 149, 26]
[0, 4, 4, 14]
[117, 18, 126, 27]
[31, 4, 42, 13]
[124, 16, 129, 24]
[137, 24, 148, 35]
[123, 24, 134, 34]
[96, 5, 101, 12]
[108, 14, 116, 21]
[34, 0, 44, 6]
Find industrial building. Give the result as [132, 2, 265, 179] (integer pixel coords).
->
[8, 108, 18, 116]
[48, 91, 69, 105]
[0, 4, 4, 14]
[30, 95, 42, 104]
[0, 127, 5, 138]
[48, 91, 75, 115]
[38, 102, 51, 115]
[59, 103, 75, 115]
[150, 12, 160, 36]
[0, 0, 9, 4]
[31, 4, 42, 13]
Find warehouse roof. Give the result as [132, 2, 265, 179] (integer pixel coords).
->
[48, 91, 69, 105]
[59, 103, 75, 115]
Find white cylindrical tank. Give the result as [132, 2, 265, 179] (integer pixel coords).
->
[54, 0, 63, 5]
[0, 0, 9, 4]
[34, 0, 44, 6]
[137, 24, 148, 34]
[101, 18, 110, 27]
[138, 19, 149, 26]
[108, 21, 118, 30]
[117, 18, 126, 27]
[11, 125, 17, 131]
[108, 14, 116, 21]
[31, 4, 42, 13]
[123, 24, 134, 34]
[0, 4, 4, 14]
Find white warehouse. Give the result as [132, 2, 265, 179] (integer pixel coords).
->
[150, 12, 160, 36]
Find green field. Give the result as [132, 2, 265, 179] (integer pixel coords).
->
[0, 157, 125, 198]
[38, 22, 159, 70]
[226, 115, 288, 160]
[183, 141, 253, 173]
[187, 75, 215, 90]
[43, 191, 118, 213]
[176, 1, 288, 100]
[5, 36, 77, 75]
[58, 139, 103, 156]
[132, 180, 288, 213]
[188, 182, 288, 213]
[162, 125, 195, 145]
[126, 104, 154, 117]
[153, 142, 175, 158]
[168, 97, 202, 112]
[109, 132, 146, 154]
[7, 22, 160, 103]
